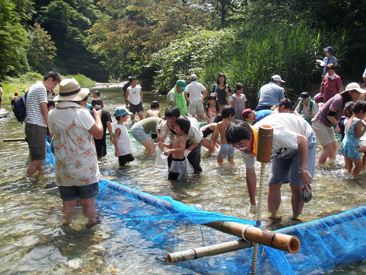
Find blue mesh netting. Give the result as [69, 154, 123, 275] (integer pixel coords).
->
[44, 146, 366, 274]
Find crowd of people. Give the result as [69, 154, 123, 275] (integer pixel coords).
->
[20, 46, 366, 226]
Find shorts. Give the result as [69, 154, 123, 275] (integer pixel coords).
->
[189, 100, 204, 116]
[130, 101, 143, 114]
[168, 157, 188, 180]
[269, 132, 316, 186]
[312, 120, 336, 146]
[119, 153, 134, 166]
[131, 124, 149, 143]
[94, 139, 107, 158]
[58, 182, 99, 201]
[25, 123, 47, 161]
[218, 144, 235, 158]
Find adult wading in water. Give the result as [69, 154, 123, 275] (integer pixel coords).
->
[212, 72, 232, 113]
[167, 80, 188, 116]
[158, 106, 203, 173]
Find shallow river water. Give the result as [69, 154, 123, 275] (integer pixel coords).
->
[0, 88, 365, 274]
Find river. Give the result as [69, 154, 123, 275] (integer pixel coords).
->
[0, 88, 365, 274]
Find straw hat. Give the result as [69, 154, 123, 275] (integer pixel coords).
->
[53, 78, 90, 102]
[344, 82, 366, 94]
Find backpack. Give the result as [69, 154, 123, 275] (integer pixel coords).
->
[13, 91, 28, 123]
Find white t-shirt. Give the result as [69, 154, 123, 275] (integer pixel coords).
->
[116, 124, 132, 156]
[25, 81, 48, 127]
[241, 113, 313, 168]
[128, 85, 142, 105]
[186, 81, 206, 103]
[159, 117, 203, 144]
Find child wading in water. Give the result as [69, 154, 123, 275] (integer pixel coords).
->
[339, 102, 366, 177]
[114, 107, 135, 166]
[205, 93, 219, 124]
[159, 117, 190, 180]
[230, 82, 247, 120]
[212, 106, 235, 165]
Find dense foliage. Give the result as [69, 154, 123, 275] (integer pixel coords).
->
[0, 0, 365, 94]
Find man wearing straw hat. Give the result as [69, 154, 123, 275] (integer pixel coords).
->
[226, 113, 315, 222]
[49, 78, 103, 227]
[25, 71, 61, 176]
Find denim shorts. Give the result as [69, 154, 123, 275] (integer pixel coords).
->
[131, 123, 149, 143]
[269, 132, 316, 186]
[58, 182, 99, 201]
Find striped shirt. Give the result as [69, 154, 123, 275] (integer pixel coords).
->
[25, 81, 48, 127]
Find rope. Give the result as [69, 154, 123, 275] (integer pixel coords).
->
[250, 162, 267, 274]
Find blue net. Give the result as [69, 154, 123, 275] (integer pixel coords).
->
[44, 145, 366, 274]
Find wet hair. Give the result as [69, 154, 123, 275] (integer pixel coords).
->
[279, 98, 292, 110]
[165, 106, 180, 118]
[43, 71, 61, 83]
[343, 101, 355, 117]
[216, 73, 227, 85]
[235, 82, 244, 91]
[221, 106, 235, 118]
[91, 98, 103, 108]
[47, 100, 55, 109]
[326, 63, 336, 71]
[351, 101, 366, 114]
[175, 117, 191, 135]
[225, 120, 252, 144]
[214, 114, 223, 123]
[151, 100, 159, 109]
[93, 90, 100, 97]
[205, 93, 219, 113]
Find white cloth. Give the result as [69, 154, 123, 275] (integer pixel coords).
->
[242, 113, 313, 169]
[160, 117, 203, 144]
[25, 81, 48, 127]
[115, 124, 133, 156]
[186, 81, 206, 103]
[128, 85, 142, 105]
[48, 107, 100, 187]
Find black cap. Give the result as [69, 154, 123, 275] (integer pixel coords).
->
[299, 92, 309, 100]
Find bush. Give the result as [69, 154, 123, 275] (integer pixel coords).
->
[66, 74, 96, 88]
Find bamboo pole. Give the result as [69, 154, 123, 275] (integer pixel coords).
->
[252, 125, 273, 274]
[2, 138, 26, 142]
[205, 221, 300, 254]
[167, 239, 252, 264]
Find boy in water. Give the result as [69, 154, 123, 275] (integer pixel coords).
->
[114, 107, 134, 166]
[146, 100, 161, 118]
[212, 106, 235, 165]
[159, 117, 190, 180]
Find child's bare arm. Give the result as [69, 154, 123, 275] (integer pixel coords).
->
[114, 128, 121, 157]
[356, 120, 366, 138]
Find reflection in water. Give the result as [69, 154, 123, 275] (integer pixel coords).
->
[0, 89, 365, 273]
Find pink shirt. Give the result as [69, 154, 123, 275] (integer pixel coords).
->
[321, 74, 342, 102]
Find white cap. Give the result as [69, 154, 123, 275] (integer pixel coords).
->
[271, 74, 285, 83]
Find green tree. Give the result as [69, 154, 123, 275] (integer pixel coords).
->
[26, 23, 57, 74]
[0, 0, 30, 78]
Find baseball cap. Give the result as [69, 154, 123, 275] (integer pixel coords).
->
[271, 75, 285, 83]
[115, 107, 132, 117]
[242, 108, 254, 120]
[299, 92, 310, 100]
[176, 80, 187, 90]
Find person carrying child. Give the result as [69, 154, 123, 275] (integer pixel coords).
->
[230, 82, 247, 120]
[114, 107, 134, 166]
[159, 117, 190, 180]
[339, 102, 366, 177]
[212, 106, 235, 165]
[205, 93, 219, 124]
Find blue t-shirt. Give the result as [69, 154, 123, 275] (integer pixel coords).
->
[255, 109, 272, 122]
[257, 82, 284, 108]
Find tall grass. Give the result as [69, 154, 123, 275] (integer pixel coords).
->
[66, 74, 96, 88]
[151, 22, 347, 108]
